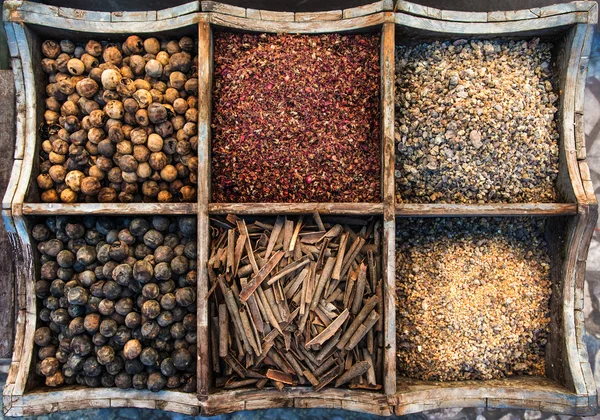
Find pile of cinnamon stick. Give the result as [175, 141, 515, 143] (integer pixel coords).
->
[207, 213, 383, 391]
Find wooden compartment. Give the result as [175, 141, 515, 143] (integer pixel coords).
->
[9, 8, 201, 210]
[196, 4, 397, 414]
[393, 215, 594, 415]
[393, 1, 596, 217]
[391, 1, 598, 416]
[1, 0, 597, 417]
[203, 4, 396, 216]
[9, 214, 199, 414]
[1, 2, 202, 416]
[201, 213, 394, 416]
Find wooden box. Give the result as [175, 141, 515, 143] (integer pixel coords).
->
[1, 0, 597, 416]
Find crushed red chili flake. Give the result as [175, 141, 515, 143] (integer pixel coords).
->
[211, 33, 381, 203]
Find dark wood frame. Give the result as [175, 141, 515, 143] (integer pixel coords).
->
[1, 0, 597, 416]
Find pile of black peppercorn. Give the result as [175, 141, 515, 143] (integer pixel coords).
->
[32, 215, 197, 392]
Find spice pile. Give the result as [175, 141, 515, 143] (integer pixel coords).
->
[208, 214, 383, 391]
[38, 36, 198, 203]
[32, 216, 197, 392]
[211, 33, 381, 203]
[395, 39, 559, 203]
[396, 217, 552, 381]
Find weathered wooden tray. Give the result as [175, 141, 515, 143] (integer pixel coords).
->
[1, 0, 598, 416]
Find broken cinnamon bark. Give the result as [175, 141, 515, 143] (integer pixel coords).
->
[209, 214, 383, 392]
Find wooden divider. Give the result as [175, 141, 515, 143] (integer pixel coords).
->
[0, 0, 598, 417]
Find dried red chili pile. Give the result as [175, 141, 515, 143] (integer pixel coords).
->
[211, 33, 381, 203]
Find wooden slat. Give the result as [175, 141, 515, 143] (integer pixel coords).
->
[380, 21, 395, 221]
[201, 1, 246, 17]
[382, 218, 395, 395]
[0, 70, 16, 358]
[4, 387, 198, 417]
[208, 203, 383, 215]
[342, 0, 393, 19]
[21, 203, 197, 215]
[209, 12, 384, 34]
[395, 11, 588, 35]
[256, 10, 294, 21]
[555, 23, 598, 403]
[380, 20, 396, 397]
[111, 10, 157, 22]
[57, 6, 111, 21]
[10, 57, 25, 160]
[2, 160, 22, 210]
[394, 376, 595, 416]
[10, 24, 35, 218]
[10, 11, 200, 34]
[396, 0, 595, 22]
[575, 23, 595, 160]
[157, 1, 200, 20]
[395, 203, 578, 217]
[1, 0, 597, 418]
[295, 11, 342, 22]
[197, 16, 213, 397]
[203, 387, 389, 416]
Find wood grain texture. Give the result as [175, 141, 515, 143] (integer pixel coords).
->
[197, 17, 212, 397]
[10, 24, 36, 218]
[201, 1, 245, 17]
[156, 2, 200, 20]
[382, 218, 396, 395]
[0, 71, 16, 358]
[380, 21, 395, 221]
[57, 6, 110, 21]
[2, 0, 598, 417]
[553, 23, 597, 404]
[9, 57, 24, 160]
[209, 12, 384, 34]
[396, 0, 595, 22]
[295, 11, 342, 22]
[202, 387, 391, 416]
[395, 203, 578, 217]
[22, 203, 197, 215]
[395, 12, 588, 35]
[394, 376, 594, 416]
[6, 387, 199, 416]
[575, 23, 595, 159]
[342, 0, 393, 19]
[208, 203, 383, 215]
[111, 10, 157, 22]
[9, 10, 200, 34]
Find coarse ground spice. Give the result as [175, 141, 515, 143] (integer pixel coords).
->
[211, 33, 381, 203]
[396, 217, 552, 381]
[395, 38, 559, 203]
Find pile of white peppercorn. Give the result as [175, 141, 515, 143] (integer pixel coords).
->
[33, 215, 197, 392]
[38, 36, 198, 203]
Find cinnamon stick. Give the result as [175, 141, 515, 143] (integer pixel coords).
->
[218, 304, 229, 358]
[337, 295, 379, 350]
[239, 250, 284, 302]
[334, 361, 371, 387]
[306, 309, 349, 347]
[210, 214, 383, 392]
